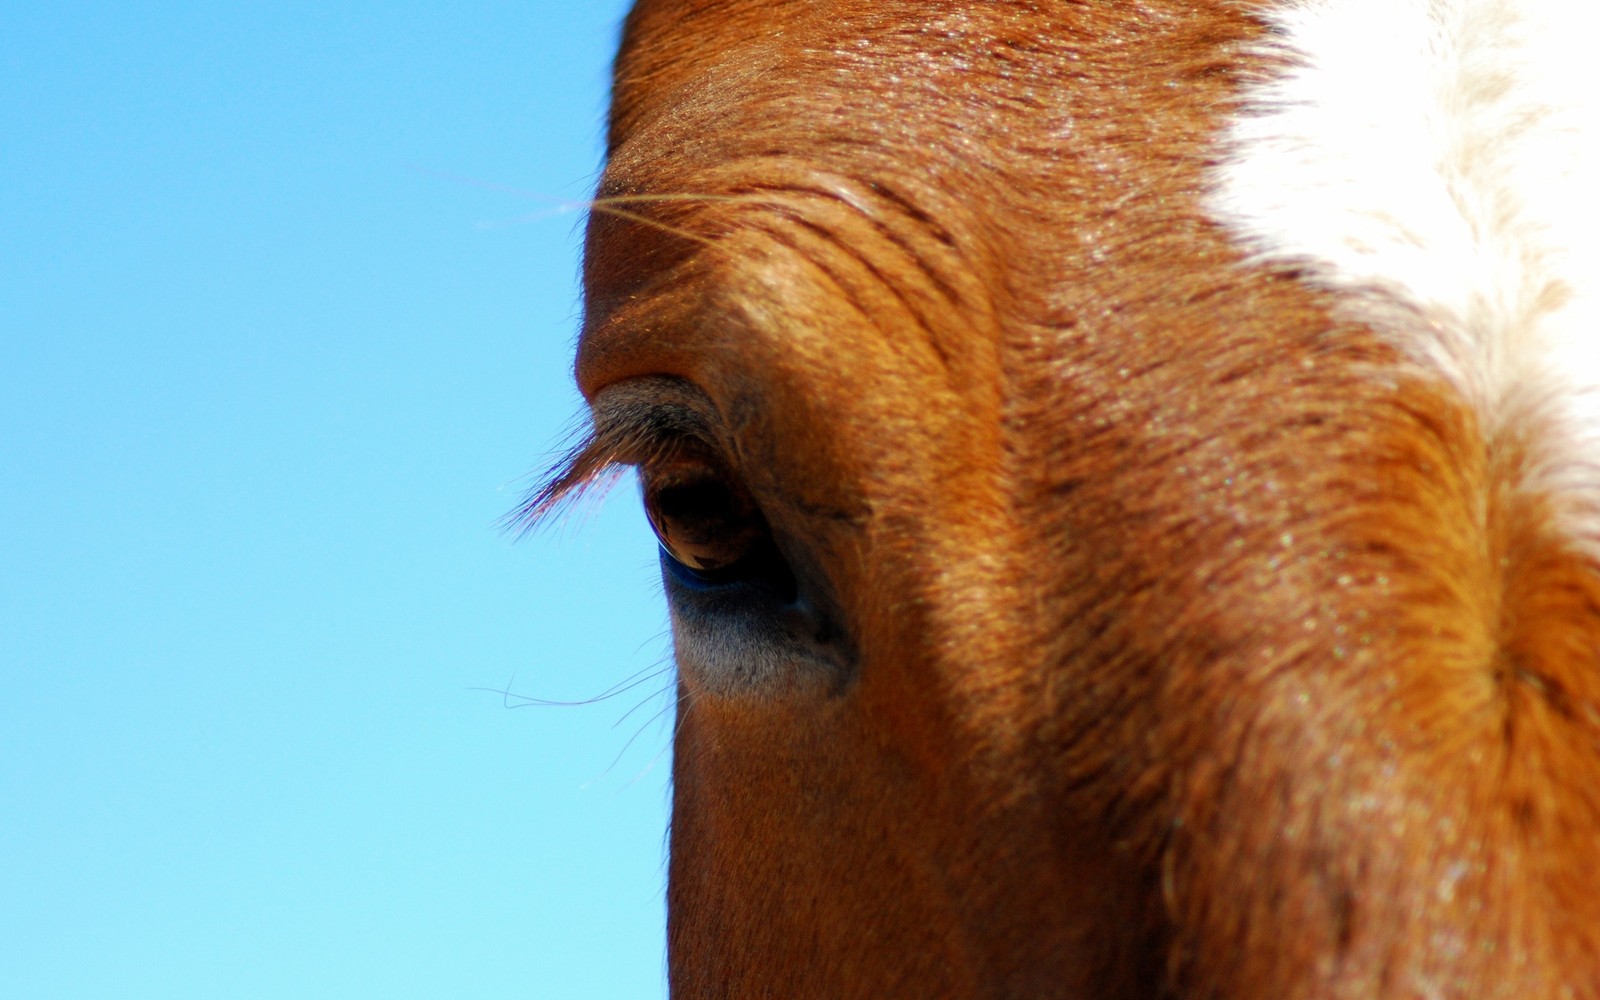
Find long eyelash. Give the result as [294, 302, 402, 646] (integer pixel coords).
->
[502, 422, 636, 535]
[505, 385, 719, 535]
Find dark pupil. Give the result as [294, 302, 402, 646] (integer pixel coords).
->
[654, 480, 735, 538]
[648, 477, 761, 572]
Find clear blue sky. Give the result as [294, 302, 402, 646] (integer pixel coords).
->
[1, 3, 672, 997]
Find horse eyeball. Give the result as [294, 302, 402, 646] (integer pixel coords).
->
[643, 471, 767, 573]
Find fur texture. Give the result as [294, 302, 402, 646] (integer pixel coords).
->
[1212, 0, 1600, 540]
[542, 0, 1600, 995]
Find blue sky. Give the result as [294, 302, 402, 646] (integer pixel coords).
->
[1, 3, 673, 997]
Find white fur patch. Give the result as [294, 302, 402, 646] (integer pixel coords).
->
[1210, 0, 1600, 539]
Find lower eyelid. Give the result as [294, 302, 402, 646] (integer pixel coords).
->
[660, 537, 800, 601]
[661, 549, 744, 591]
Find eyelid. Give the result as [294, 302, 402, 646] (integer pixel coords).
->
[589, 376, 723, 468]
[509, 376, 725, 531]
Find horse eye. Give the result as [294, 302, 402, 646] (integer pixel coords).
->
[642, 467, 770, 576]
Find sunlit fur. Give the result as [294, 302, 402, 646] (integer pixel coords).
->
[1213, 0, 1600, 545]
[542, 0, 1600, 996]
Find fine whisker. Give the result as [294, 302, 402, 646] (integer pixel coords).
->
[469, 663, 674, 709]
[603, 688, 680, 777]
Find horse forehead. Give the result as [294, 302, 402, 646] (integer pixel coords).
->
[606, 1, 1097, 171]
[587, 3, 1211, 399]
[586, 70, 1029, 400]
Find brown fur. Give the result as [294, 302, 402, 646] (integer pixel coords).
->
[540, 1, 1600, 995]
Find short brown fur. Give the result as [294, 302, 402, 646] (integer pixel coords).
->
[543, 1, 1600, 996]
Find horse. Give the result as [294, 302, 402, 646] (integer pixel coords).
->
[528, 0, 1600, 995]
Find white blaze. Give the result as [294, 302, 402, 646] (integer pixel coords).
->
[1211, 0, 1600, 537]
